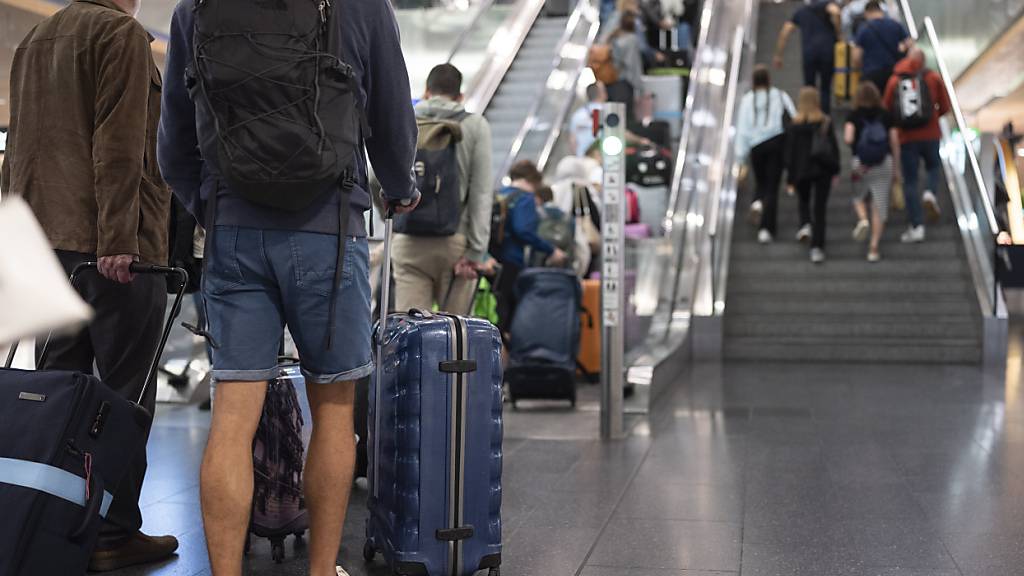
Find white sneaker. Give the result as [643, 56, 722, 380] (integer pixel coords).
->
[337, 567, 351, 576]
[923, 191, 941, 223]
[810, 248, 826, 264]
[758, 229, 773, 244]
[901, 225, 926, 243]
[749, 200, 764, 225]
[354, 477, 369, 491]
[796, 224, 812, 243]
[867, 251, 881, 263]
[852, 219, 870, 242]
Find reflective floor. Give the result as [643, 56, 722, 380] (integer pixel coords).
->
[107, 324, 1024, 576]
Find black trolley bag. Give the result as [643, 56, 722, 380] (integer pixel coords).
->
[0, 263, 187, 576]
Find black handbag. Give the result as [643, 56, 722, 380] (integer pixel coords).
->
[810, 119, 839, 174]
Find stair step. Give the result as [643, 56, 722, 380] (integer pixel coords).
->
[724, 316, 980, 339]
[724, 337, 981, 364]
[727, 276, 970, 296]
[730, 239, 960, 260]
[728, 258, 967, 279]
[726, 297, 978, 316]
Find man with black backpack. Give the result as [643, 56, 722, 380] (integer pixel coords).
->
[883, 47, 950, 243]
[853, 1, 912, 93]
[158, 0, 420, 573]
[392, 63, 493, 314]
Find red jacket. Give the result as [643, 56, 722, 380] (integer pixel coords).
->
[883, 57, 951, 144]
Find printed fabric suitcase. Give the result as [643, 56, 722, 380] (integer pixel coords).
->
[248, 364, 310, 563]
[0, 263, 186, 576]
[506, 268, 582, 408]
[365, 215, 503, 576]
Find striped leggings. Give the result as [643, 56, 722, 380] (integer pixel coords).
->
[852, 155, 894, 223]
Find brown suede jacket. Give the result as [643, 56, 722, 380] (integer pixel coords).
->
[1, 0, 169, 264]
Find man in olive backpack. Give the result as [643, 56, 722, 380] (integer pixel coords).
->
[392, 63, 493, 314]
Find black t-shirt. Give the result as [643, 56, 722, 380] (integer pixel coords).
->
[846, 107, 892, 148]
[792, 1, 837, 55]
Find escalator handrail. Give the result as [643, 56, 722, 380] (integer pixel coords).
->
[493, 0, 593, 188]
[445, 0, 499, 64]
[537, 3, 602, 172]
[895, 0, 919, 40]
[461, 0, 547, 114]
[664, 0, 718, 235]
[921, 16, 1000, 236]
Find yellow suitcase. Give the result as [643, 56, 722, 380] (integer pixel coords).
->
[834, 41, 861, 102]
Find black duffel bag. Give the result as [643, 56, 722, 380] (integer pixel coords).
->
[0, 263, 186, 576]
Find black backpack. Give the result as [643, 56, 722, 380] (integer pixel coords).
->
[394, 112, 467, 236]
[189, 0, 364, 212]
[892, 72, 934, 130]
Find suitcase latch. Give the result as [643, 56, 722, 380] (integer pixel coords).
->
[435, 526, 474, 541]
[439, 360, 477, 374]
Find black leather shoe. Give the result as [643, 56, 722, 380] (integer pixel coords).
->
[88, 531, 179, 572]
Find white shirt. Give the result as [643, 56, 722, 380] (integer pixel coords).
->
[734, 87, 797, 162]
[570, 104, 600, 157]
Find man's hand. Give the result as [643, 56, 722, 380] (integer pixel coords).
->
[98, 254, 138, 284]
[453, 257, 479, 280]
[998, 231, 1013, 246]
[389, 190, 421, 216]
[546, 248, 568, 267]
[773, 54, 784, 69]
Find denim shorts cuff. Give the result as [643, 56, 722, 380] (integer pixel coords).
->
[211, 367, 280, 382]
[302, 361, 374, 384]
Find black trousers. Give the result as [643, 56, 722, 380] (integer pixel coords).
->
[495, 262, 523, 338]
[38, 250, 166, 542]
[750, 135, 787, 234]
[797, 177, 833, 249]
[865, 67, 893, 96]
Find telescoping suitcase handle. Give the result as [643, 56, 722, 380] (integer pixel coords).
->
[4, 262, 189, 407]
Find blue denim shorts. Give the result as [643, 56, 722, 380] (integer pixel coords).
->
[203, 226, 373, 384]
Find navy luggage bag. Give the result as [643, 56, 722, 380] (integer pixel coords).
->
[364, 215, 504, 576]
[0, 263, 186, 576]
[505, 268, 582, 408]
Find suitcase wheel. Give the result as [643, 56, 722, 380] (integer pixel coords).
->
[489, 568, 500, 576]
[362, 540, 376, 563]
[271, 538, 285, 563]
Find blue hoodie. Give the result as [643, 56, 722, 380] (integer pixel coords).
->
[157, 0, 418, 235]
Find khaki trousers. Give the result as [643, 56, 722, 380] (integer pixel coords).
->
[392, 233, 475, 314]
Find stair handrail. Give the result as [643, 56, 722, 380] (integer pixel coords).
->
[493, 0, 598, 188]
[445, 0, 499, 64]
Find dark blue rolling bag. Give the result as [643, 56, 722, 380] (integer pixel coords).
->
[0, 263, 186, 576]
[364, 217, 504, 576]
[506, 268, 583, 408]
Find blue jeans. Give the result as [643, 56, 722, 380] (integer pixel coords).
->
[900, 140, 942, 227]
[203, 226, 372, 384]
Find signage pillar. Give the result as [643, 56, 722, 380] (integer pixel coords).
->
[600, 102, 626, 440]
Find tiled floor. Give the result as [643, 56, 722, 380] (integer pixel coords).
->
[107, 336, 1024, 576]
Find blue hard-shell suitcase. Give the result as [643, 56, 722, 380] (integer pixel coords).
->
[364, 218, 504, 576]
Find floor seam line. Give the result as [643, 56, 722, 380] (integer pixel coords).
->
[572, 439, 655, 576]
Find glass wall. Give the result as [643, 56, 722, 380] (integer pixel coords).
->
[908, 0, 1024, 78]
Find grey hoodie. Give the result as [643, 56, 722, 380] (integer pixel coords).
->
[413, 96, 494, 262]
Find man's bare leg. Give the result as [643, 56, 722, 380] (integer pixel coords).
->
[201, 381, 268, 576]
[305, 380, 357, 576]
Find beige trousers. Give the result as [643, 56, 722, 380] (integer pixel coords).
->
[391, 233, 476, 314]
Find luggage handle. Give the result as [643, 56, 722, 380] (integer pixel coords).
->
[4, 262, 189, 408]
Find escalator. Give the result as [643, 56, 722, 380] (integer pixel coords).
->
[484, 16, 570, 179]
